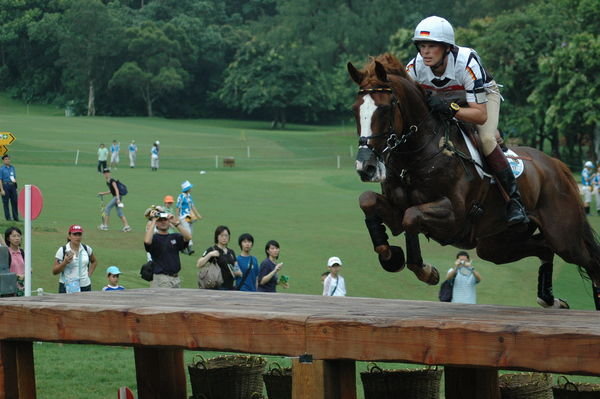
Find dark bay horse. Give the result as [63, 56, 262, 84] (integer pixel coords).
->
[347, 53, 600, 309]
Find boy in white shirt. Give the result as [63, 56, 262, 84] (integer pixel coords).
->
[322, 256, 346, 297]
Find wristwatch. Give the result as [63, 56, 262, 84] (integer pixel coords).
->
[450, 102, 460, 116]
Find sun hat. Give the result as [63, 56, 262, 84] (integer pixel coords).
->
[106, 266, 122, 275]
[327, 256, 343, 267]
[163, 195, 174, 203]
[68, 225, 84, 233]
[181, 180, 193, 192]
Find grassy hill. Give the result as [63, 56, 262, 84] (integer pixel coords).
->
[1, 94, 598, 397]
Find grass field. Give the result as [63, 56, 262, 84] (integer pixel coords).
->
[1, 94, 599, 397]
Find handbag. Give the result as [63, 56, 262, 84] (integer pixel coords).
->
[438, 278, 454, 302]
[140, 261, 154, 281]
[198, 262, 224, 289]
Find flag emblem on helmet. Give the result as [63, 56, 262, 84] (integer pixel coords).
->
[419, 31, 431, 36]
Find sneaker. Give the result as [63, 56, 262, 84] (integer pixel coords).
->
[122, 226, 132, 232]
[98, 224, 108, 231]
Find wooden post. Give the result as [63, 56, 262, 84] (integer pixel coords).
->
[0, 340, 36, 399]
[134, 347, 186, 399]
[445, 366, 500, 399]
[292, 358, 356, 399]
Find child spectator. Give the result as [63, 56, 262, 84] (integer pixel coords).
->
[323, 256, 346, 296]
[236, 233, 260, 291]
[6, 227, 24, 296]
[103, 266, 125, 291]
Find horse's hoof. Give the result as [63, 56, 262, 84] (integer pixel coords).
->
[536, 297, 570, 309]
[378, 246, 405, 272]
[407, 263, 439, 285]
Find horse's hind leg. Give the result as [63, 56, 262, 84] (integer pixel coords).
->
[536, 261, 569, 309]
[405, 233, 439, 285]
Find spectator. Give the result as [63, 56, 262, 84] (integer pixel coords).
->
[52, 225, 97, 293]
[0, 155, 19, 222]
[445, 251, 482, 304]
[321, 271, 330, 284]
[144, 211, 191, 288]
[236, 233, 260, 291]
[323, 256, 346, 297]
[6, 227, 24, 296]
[176, 180, 201, 255]
[258, 240, 288, 292]
[581, 161, 594, 215]
[197, 225, 241, 290]
[102, 266, 125, 291]
[97, 168, 131, 232]
[128, 140, 137, 168]
[150, 141, 160, 171]
[592, 166, 600, 216]
[97, 143, 109, 173]
[110, 140, 120, 169]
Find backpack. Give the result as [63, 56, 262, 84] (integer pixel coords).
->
[438, 278, 454, 302]
[115, 180, 128, 196]
[62, 244, 90, 261]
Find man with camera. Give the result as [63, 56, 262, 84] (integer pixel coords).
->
[445, 251, 482, 304]
[144, 208, 192, 288]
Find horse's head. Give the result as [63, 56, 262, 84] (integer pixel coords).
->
[348, 53, 428, 183]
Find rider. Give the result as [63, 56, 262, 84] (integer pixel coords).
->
[406, 16, 529, 226]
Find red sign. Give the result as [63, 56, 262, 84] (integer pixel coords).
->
[17, 185, 44, 220]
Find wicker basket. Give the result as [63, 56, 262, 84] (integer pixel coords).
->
[498, 373, 553, 399]
[553, 376, 600, 399]
[188, 354, 266, 399]
[263, 363, 292, 399]
[360, 363, 442, 399]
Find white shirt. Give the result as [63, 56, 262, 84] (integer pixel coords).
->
[406, 46, 489, 104]
[323, 274, 346, 297]
[55, 243, 93, 287]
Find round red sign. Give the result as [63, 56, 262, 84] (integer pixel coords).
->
[17, 185, 44, 220]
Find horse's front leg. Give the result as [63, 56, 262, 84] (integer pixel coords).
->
[359, 190, 406, 272]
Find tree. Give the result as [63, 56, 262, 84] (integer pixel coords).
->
[109, 21, 188, 116]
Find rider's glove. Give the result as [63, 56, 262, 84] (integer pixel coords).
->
[427, 95, 457, 119]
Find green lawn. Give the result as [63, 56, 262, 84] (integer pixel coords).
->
[1, 94, 598, 397]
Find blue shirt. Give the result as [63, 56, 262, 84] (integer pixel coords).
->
[110, 143, 120, 153]
[128, 144, 137, 152]
[176, 193, 194, 217]
[102, 285, 125, 291]
[258, 258, 278, 292]
[236, 255, 259, 292]
[0, 165, 16, 184]
[582, 168, 593, 186]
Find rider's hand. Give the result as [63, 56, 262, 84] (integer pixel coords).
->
[427, 96, 455, 119]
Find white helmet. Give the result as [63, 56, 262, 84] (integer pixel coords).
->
[585, 161, 594, 168]
[413, 16, 455, 47]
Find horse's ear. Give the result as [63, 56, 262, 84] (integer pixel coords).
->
[374, 61, 388, 82]
[347, 62, 364, 85]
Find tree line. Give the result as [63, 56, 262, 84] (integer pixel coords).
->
[0, 0, 598, 164]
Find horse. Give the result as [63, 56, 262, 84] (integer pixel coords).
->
[347, 53, 600, 310]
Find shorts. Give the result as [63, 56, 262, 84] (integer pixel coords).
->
[105, 196, 124, 218]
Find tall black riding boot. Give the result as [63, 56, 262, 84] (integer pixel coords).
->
[485, 145, 529, 225]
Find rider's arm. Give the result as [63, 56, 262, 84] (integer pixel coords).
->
[456, 101, 487, 125]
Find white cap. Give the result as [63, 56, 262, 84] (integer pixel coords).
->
[585, 161, 594, 168]
[413, 16, 455, 47]
[181, 180, 193, 192]
[327, 256, 343, 267]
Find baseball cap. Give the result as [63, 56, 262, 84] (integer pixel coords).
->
[327, 256, 343, 267]
[106, 266, 122, 275]
[163, 195, 174, 203]
[69, 225, 84, 233]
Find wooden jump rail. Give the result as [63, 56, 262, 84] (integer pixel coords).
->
[0, 288, 599, 398]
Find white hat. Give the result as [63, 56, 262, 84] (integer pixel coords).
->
[585, 161, 594, 168]
[327, 256, 343, 267]
[413, 16, 455, 47]
[181, 180, 193, 192]
[155, 140, 160, 145]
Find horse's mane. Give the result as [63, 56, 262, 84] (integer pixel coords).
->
[361, 53, 409, 85]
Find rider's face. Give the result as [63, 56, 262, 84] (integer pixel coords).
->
[418, 42, 447, 68]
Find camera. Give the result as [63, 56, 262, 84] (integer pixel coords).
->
[459, 260, 466, 265]
[157, 212, 169, 219]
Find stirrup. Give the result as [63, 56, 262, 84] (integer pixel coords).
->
[536, 297, 569, 309]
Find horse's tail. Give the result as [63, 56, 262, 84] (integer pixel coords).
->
[556, 159, 600, 284]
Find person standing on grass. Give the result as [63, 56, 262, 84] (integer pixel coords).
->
[258, 240, 288, 293]
[176, 180, 201, 255]
[103, 266, 125, 291]
[97, 168, 131, 232]
[110, 139, 120, 170]
[322, 256, 346, 297]
[6, 227, 24, 296]
[150, 141, 160, 171]
[197, 226, 242, 290]
[446, 251, 482, 304]
[144, 211, 191, 288]
[236, 233, 260, 291]
[97, 143, 109, 173]
[128, 140, 137, 168]
[0, 155, 19, 222]
[52, 225, 97, 293]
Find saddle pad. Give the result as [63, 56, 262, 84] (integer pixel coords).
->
[460, 129, 525, 179]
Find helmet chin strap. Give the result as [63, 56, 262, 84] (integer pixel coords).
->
[430, 48, 450, 74]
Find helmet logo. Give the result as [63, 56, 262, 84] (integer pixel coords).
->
[419, 31, 431, 36]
